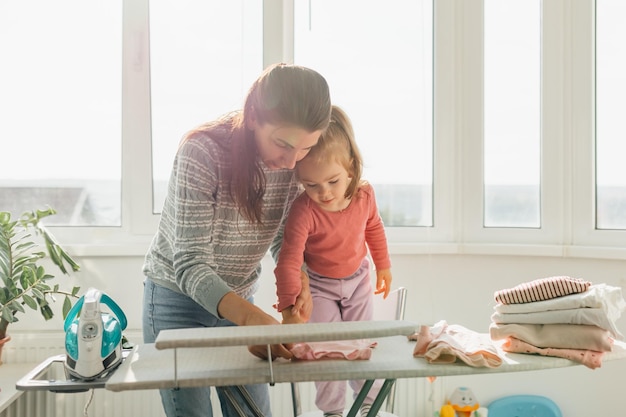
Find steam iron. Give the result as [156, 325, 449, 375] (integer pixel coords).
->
[64, 287, 127, 380]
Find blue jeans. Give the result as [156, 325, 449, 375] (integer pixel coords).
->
[143, 278, 272, 417]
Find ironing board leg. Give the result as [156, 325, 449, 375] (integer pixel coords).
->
[366, 379, 396, 417]
[235, 385, 266, 417]
[346, 378, 395, 417]
[222, 385, 266, 417]
[222, 387, 248, 417]
[290, 382, 302, 417]
[346, 379, 375, 417]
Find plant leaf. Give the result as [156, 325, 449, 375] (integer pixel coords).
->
[44, 238, 66, 274]
[1, 306, 15, 323]
[31, 287, 45, 299]
[1, 208, 81, 327]
[9, 300, 25, 314]
[22, 294, 37, 310]
[40, 304, 53, 320]
[62, 296, 72, 319]
[60, 249, 80, 272]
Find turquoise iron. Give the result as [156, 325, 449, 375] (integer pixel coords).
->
[64, 288, 127, 380]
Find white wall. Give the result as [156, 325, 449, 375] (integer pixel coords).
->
[10, 251, 626, 417]
[383, 254, 626, 416]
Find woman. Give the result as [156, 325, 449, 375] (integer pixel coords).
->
[142, 63, 332, 417]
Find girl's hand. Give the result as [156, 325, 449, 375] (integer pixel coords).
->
[281, 307, 305, 324]
[291, 270, 312, 322]
[375, 269, 392, 298]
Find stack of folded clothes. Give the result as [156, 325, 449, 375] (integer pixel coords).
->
[489, 276, 626, 369]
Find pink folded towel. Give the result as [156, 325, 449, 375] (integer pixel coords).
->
[502, 337, 607, 369]
[290, 339, 376, 360]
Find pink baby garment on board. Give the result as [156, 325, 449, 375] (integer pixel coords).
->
[411, 320, 503, 368]
[290, 339, 377, 360]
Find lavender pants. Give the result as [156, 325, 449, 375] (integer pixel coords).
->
[307, 258, 383, 414]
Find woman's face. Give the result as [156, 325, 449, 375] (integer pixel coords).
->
[251, 121, 322, 170]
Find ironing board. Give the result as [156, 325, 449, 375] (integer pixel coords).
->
[102, 320, 626, 416]
[110, 320, 418, 417]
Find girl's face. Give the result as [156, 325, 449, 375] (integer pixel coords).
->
[252, 121, 322, 170]
[297, 157, 352, 212]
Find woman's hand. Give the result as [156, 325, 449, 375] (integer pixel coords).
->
[247, 342, 293, 360]
[290, 270, 313, 322]
[218, 292, 294, 360]
[244, 311, 294, 360]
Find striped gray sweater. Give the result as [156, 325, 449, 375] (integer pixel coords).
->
[143, 129, 301, 317]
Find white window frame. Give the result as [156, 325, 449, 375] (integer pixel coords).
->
[571, 0, 625, 252]
[461, 0, 563, 250]
[47, 0, 625, 260]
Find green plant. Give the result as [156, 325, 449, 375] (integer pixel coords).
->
[0, 207, 80, 340]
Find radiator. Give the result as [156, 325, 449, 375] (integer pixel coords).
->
[2, 332, 443, 417]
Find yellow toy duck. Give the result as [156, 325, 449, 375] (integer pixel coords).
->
[440, 387, 481, 417]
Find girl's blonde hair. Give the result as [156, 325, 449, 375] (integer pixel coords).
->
[298, 105, 363, 199]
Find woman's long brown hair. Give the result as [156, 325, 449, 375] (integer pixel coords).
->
[183, 63, 331, 223]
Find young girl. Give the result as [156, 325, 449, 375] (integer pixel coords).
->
[142, 63, 332, 417]
[274, 105, 393, 417]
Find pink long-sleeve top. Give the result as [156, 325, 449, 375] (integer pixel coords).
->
[274, 183, 391, 311]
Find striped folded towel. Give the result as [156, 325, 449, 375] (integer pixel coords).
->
[494, 276, 591, 304]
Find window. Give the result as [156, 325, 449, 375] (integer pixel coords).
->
[149, 1, 262, 213]
[293, 0, 434, 227]
[2, 1, 624, 257]
[483, 0, 541, 228]
[0, 0, 122, 226]
[596, 0, 626, 230]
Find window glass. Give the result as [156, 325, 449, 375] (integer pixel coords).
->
[596, 0, 626, 230]
[293, 0, 434, 227]
[484, 0, 541, 228]
[0, 0, 122, 226]
[149, 1, 262, 213]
